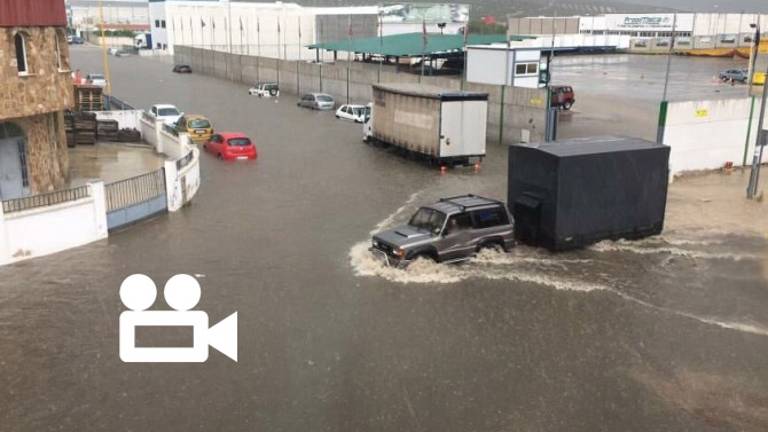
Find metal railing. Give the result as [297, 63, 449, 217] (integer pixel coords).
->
[2, 185, 91, 214]
[104, 95, 135, 111]
[105, 169, 166, 212]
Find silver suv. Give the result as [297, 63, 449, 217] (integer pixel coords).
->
[371, 195, 515, 267]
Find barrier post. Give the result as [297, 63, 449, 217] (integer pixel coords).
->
[87, 180, 108, 239]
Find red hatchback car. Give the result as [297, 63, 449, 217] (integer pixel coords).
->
[203, 132, 257, 161]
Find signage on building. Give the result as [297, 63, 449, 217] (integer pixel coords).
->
[380, 3, 469, 24]
[603, 14, 693, 32]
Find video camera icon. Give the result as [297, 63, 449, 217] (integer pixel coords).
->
[119, 274, 237, 363]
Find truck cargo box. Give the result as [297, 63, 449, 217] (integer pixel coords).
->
[368, 83, 488, 165]
[508, 136, 670, 251]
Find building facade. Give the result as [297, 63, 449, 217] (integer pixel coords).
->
[0, 0, 73, 199]
[68, 0, 151, 33]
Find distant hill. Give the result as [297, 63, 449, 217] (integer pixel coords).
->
[250, 0, 768, 17]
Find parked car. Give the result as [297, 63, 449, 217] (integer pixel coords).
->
[370, 195, 515, 268]
[248, 82, 280, 97]
[148, 104, 183, 125]
[174, 114, 213, 143]
[297, 93, 335, 110]
[203, 132, 258, 161]
[68, 36, 85, 45]
[719, 68, 749, 83]
[335, 104, 370, 123]
[754, 71, 766, 86]
[86, 73, 107, 87]
[172, 64, 192, 73]
[550, 85, 575, 110]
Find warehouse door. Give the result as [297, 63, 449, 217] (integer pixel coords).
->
[0, 123, 27, 200]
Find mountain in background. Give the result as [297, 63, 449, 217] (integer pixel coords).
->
[273, 0, 768, 17]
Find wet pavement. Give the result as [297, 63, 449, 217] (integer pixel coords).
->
[68, 142, 166, 187]
[0, 46, 767, 431]
[553, 54, 755, 141]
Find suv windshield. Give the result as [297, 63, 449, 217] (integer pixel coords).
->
[408, 208, 446, 235]
[189, 119, 210, 128]
[158, 108, 180, 116]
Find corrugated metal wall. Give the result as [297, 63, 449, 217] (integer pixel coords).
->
[0, 0, 67, 27]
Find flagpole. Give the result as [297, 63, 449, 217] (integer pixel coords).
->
[277, 16, 281, 87]
[256, 15, 261, 83]
[297, 15, 302, 94]
[347, 14, 352, 104]
[421, 18, 427, 81]
[378, 10, 383, 83]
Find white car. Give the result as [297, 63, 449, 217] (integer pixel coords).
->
[336, 104, 370, 123]
[148, 104, 183, 125]
[248, 82, 280, 98]
[86, 73, 107, 87]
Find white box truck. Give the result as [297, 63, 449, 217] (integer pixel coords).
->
[363, 84, 488, 166]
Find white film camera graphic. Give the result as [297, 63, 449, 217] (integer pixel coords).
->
[119, 274, 238, 363]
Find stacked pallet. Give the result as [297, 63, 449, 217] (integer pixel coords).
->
[64, 111, 76, 148]
[64, 111, 97, 145]
[74, 85, 104, 111]
[117, 128, 141, 142]
[96, 119, 119, 142]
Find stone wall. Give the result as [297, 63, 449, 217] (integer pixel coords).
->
[175, 45, 548, 144]
[0, 27, 73, 120]
[0, 26, 72, 194]
[10, 112, 69, 194]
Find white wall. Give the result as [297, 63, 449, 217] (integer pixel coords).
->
[664, 97, 768, 175]
[0, 182, 108, 266]
[95, 110, 142, 130]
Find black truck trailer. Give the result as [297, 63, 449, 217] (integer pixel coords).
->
[508, 136, 670, 251]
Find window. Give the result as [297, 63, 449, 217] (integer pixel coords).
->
[227, 138, 252, 147]
[444, 213, 473, 236]
[408, 208, 446, 235]
[472, 207, 509, 229]
[14, 33, 28, 75]
[161, 20, 166, 29]
[55, 30, 68, 71]
[515, 62, 538, 76]
[155, 20, 160, 28]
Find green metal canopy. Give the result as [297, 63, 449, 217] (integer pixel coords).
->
[307, 33, 528, 57]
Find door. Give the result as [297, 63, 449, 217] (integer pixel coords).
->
[434, 213, 475, 262]
[439, 101, 487, 158]
[0, 136, 26, 200]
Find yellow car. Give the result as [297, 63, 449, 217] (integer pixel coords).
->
[175, 114, 213, 143]
[754, 72, 766, 86]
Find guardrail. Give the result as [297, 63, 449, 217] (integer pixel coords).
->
[105, 169, 166, 213]
[1, 185, 91, 214]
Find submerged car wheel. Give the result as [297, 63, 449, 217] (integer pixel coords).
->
[563, 101, 573, 110]
[478, 241, 505, 254]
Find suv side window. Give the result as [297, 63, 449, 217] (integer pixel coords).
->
[471, 207, 509, 229]
[444, 213, 472, 236]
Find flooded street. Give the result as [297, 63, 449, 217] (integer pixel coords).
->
[1, 47, 767, 431]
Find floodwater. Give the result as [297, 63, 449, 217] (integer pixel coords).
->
[68, 142, 165, 187]
[0, 46, 767, 431]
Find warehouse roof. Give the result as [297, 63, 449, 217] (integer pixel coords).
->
[308, 33, 531, 57]
[374, 83, 488, 101]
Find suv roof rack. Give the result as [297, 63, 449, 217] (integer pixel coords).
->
[438, 194, 502, 212]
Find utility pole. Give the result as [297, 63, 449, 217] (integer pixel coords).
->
[657, 12, 678, 144]
[98, 0, 112, 95]
[747, 56, 768, 199]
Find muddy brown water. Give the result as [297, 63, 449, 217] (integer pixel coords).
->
[0, 47, 766, 431]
